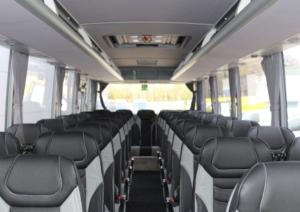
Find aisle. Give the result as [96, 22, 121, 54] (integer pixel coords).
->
[127, 171, 166, 212]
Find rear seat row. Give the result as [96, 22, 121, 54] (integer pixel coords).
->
[157, 110, 300, 212]
[0, 109, 135, 212]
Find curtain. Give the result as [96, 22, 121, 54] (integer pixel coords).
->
[99, 82, 108, 110]
[209, 76, 218, 114]
[11, 51, 29, 124]
[186, 82, 196, 110]
[89, 80, 97, 111]
[55, 67, 65, 117]
[196, 81, 206, 111]
[229, 68, 238, 118]
[72, 73, 81, 113]
[261, 52, 283, 126]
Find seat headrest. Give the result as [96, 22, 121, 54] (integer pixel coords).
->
[91, 118, 119, 137]
[199, 114, 220, 124]
[0, 155, 83, 208]
[226, 120, 259, 137]
[175, 119, 204, 140]
[36, 119, 70, 132]
[82, 112, 94, 120]
[286, 137, 300, 161]
[70, 123, 111, 151]
[0, 132, 20, 156]
[137, 110, 156, 119]
[168, 116, 192, 131]
[56, 115, 83, 126]
[248, 126, 295, 153]
[34, 131, 99, 169]
[200, 137, 272, 178]
[227, 162, 300, 212]
[6, 124, 51, 146]
[210, 116, 233, 127]
[185, 126, 233, 154]
[117, 109, 133, 117]
[74, 113, 88, 122]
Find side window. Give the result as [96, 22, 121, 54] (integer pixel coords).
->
[217, 71, 230, 116]
[239, 58, 271, 126]
[61, 71, 75, 115]
[23, 57, 55, 123]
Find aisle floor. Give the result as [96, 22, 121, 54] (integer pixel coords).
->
[127, 171, 166, 212]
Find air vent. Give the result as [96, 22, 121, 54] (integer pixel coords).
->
[104, 34, 190, 49]
[137, 60, 158, 66]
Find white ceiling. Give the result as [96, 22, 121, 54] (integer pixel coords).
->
[0, 0, 121, 81]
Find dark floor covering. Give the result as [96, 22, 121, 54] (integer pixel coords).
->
[127, 171, 166, 212]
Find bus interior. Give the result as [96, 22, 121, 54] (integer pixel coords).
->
[1, 0, 300, 212]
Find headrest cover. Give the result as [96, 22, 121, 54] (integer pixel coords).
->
[248, 126, 295, 153]
[226, 120, 259, 137]
[0, 155, 80, 207]
[0, 132, 19, 156]
[185, 126, 233, 154]
[227, 162, 300, 212]
[6, 124, 50, 146]
[34, 132, 98, 169]
[70, 123, 111, 151]
[36, 119, 70, 132]
[137, 110, 156, 120]
[200, 137, 272, 178]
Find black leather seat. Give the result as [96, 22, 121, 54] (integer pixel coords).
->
[178, 126, 234, 212]
[34, 131, 104, 212]
[56, 115, 83, 127]
[210, 116, 234, 127]
[6, 124, 51, 153]
[286, 137, 300, 160]
[0, 154, 85, 212]
[197, 113, 219, 125]
[68, 123, 115, 212]
[248, 126, 295, 157]
[227, 162, 300, 212]
[193, 137, 272, 212]
[36, 119, 70, 132]
[0, 132, 20, 156]
[225, 120, 259, 137]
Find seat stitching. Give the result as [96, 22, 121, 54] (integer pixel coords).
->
[4, 133, 9, 155]
[45, 132, 56, 154]
[259, 164, 268, 212]
[249, 138, 259, 163]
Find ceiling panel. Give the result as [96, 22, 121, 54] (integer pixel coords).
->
[114, 59, 180, 67]
[174, 0, 300, 81]
[59, 0, 238, 25]
[83, 23, 211, 66]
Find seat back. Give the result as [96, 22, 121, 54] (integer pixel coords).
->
[210, 116, 233, 127]
[227, 162, 300, 212]
[69, 123, 115, 212]
[225, 120, 259, 137]
[56, 115, 83, 126]
[36, 119, 70, 132]
[179, 126, 234, 212]
[0, 155, 85, 212]
[135, 110, 156, 146]
[248, 126, 295, 154]
[6, 124, 50, 148]
[194, 137, 272, 212]
[34, 131, 103, 212]
[0, 132, 20, 156]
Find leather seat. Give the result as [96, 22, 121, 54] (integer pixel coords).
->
[210, 116, 234, 127]
[56, 115, 83, 127]
[68, 123, 115, 212]
[197, 113, 219, 125]
[0, 132, 20, 156]
[226, 162, 300, 212]
[6, 124, 51, 153]
[286, 137, 300, 160]
[178, 126, 234, 212]
[225, 120, 259, 137]
[248, 126, 295, 156]
[34, 131, 105, 212]
[0, 154, 85, 212]
[36, 119, 70, 132]
[193, 137, 272, 212]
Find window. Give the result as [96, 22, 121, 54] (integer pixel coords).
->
[0, 46, 10, 130]
[204, 79, 212, 112]
[61, 71, 75, 115]
[103, 84, 192, 114]
[239, 58, 271, 126]
[284, 45, 300, 136]
[23, 57, 55, 123]
[217, 71, 230, 116]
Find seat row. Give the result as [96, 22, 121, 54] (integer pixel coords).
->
[156, 110, 299, 212]
[0, 109, 135, 212]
